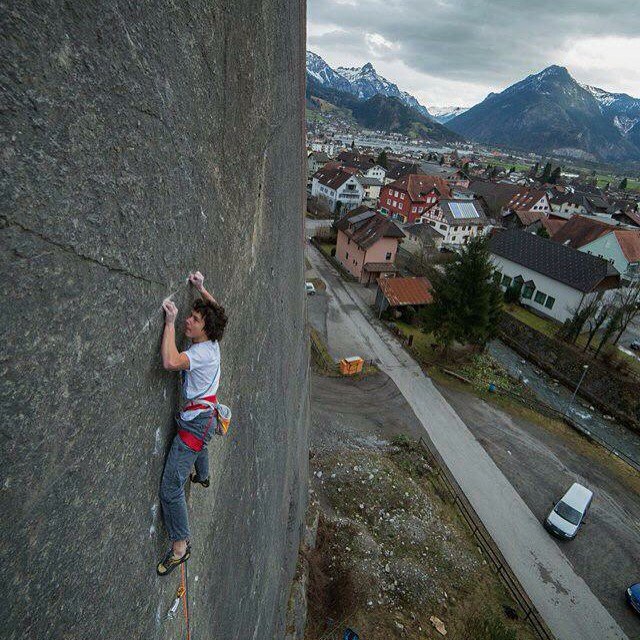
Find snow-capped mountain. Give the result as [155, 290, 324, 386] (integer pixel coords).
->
[428, 105, 469, 123]
[581, 84, 640, 136]
[447, 65, 640, 162]
[306, 51, 432, 119]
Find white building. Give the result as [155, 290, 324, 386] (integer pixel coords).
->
[420, 199, 489, 246]
[489, 229, 620, 323]
[359, 176, 383, 204]
[364, 164, 387, 182]
[311, 167, 365, 213]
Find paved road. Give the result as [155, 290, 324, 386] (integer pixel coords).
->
[306, 244, 629, 640]
[435, 382, 640, 639]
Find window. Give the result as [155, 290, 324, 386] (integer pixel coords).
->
[501, 274, 512, 287]
[346, 252, 349, 260]
[418, 207, 423, 213]
[393, 200, 397, 207]
[522, 284, 534, 300]
[400, 193, 405, 199]
[398, 203, 403, 210]
[545, 296, 555, 309]
[385, 252, 392, 260]
[412, 206, 417, 213]
[493, 271, 502, 284]
[386, 199, 391, 205]
[347, 238, 350, 245]
[439, 224, 446, 230]
[534, 291, 547, 305]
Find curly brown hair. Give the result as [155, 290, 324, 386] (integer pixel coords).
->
[192, 298, 227, 342]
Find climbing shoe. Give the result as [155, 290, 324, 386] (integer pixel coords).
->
[156, 544, 191, 577]
[190, 473, 210, 488]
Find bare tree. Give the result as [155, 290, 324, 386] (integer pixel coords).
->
[559, 294, 600, 344]
[583, 303, 612, 351]
[612, 281, 640, 344]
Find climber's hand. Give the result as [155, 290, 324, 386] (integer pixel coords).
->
[189, 271, 205, 292]
[162, 299, 178, 324]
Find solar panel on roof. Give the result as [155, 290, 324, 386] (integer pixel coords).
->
[349, 211, 376, 224]
[449, 202, 479, 219]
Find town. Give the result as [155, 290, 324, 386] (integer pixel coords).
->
[301, 129, 640, 640]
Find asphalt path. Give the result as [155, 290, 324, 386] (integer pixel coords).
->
[306, 242, 629, 640]
[436, 382, 640, 639]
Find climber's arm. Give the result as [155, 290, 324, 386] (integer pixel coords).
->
[189, 271, 218, 305]
[161, 300, 190, 371]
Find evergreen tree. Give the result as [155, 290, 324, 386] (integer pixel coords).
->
[539, 162, 552, 183]
[421, 238, 503, 350]
[438, 155, 445, 165]
[549, 166, 562, 184]
[619, 177, 628, 190]
[375, 150, 388, 169]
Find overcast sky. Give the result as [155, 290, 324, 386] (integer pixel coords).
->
[307, 0, 640, 107]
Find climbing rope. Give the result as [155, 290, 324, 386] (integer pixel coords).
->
[180, 562, 191, 640]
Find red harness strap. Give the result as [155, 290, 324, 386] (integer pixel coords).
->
[178, 394, 218, 452]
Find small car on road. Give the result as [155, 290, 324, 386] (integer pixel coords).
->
[627, 583, 640, 615]
[305, 282, 316, 295]
[544, 482, 592, 540]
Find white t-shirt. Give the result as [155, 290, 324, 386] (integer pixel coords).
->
[180, 340, 221, 421]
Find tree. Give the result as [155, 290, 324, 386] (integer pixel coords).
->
[549, 166, 562, 184]
[536, 226, 550, 238]
[438, 155, 445, 165]
[375, 150, 388, 169]
[583, 303, 611, 351]
[612, 281, 640, 344]
[421, 238, 503, 350]
[350, 139, 355, 149]
[558, 295, 600, 344]
[509, 166, 516, 173]
[595, 306, 623, 357]
[619, 177, 628, 190]
[539, 162, 552, 183]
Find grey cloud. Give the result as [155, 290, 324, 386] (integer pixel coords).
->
[308, 0, 640, 92]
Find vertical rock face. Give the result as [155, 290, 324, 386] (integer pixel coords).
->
[0, 2, 308, 639]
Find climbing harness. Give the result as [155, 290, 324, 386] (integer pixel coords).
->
[178, 394, 233, 451]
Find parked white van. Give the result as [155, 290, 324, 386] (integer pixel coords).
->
[544, 482, 593, 540]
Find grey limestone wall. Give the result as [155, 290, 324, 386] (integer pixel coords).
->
[1, 1, 308, 638]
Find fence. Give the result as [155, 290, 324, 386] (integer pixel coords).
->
[416, 434, 556, 640]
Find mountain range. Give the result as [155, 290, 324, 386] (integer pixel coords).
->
[306, 52, 461, 143]
[447, 66, 640, 163]
[306, 51, 640, 164]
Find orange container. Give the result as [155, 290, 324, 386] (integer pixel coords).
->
[340, 356, 364, 375]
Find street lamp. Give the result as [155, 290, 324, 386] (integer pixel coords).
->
[565, 364, 589, 417]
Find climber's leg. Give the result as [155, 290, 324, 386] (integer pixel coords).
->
[192, 447, 210, 486]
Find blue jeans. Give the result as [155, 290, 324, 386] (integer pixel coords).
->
[159, 418, 211, 542]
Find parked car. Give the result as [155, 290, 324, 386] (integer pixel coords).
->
[305, 282, 316, 295]
[627, 583, 640, 615]
[544, 482, 593, 540]
[630, 340, 640, 351]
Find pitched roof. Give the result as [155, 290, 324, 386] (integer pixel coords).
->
[538, 217, 567, 236]
[419, 162, 464, 180]
[490, 229, 619, 292]
[550, 215, 614, 248]
[335, 208, 405, 250]
[437, 199, 489, 225]
[378, 276, 433, 306]
[506, 189, 548, 211]
[506, 209, 544, 226]
[468, 180, 522, 212]
[613, 229, 640, 262]
[385, 161, 424, 181]
[336, 150, 376, 170]
[387, 174, 452, 202]
[313, 167, 359, 190]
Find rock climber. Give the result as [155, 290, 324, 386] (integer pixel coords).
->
[156, 271, 228, 576]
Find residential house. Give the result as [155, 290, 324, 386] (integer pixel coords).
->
[307, 150, 331, 175]
[550, 192, 590, 216]
[379, 174, 452, 223]
[503, 189, 552, 216]
[364, 164, 387, 182]
[489, 229, 620, 323]
[359, 176, 383, 204]
[311, 167, 365, 214]
[419, 162, 470, 188]
[375, 276, 433, 315]
[551, 215, 640, 282]
[383, 161, 423, 184]
[402, 222, 444, 254]
[467, 180, 523, 217]
[334, 208, 405, 284]
[420, 199, 489, 246]
[525, 216, 567, 237]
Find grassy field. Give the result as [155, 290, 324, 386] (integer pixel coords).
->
[392, 321, 439, 363]
[595, 175, 640, 191]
